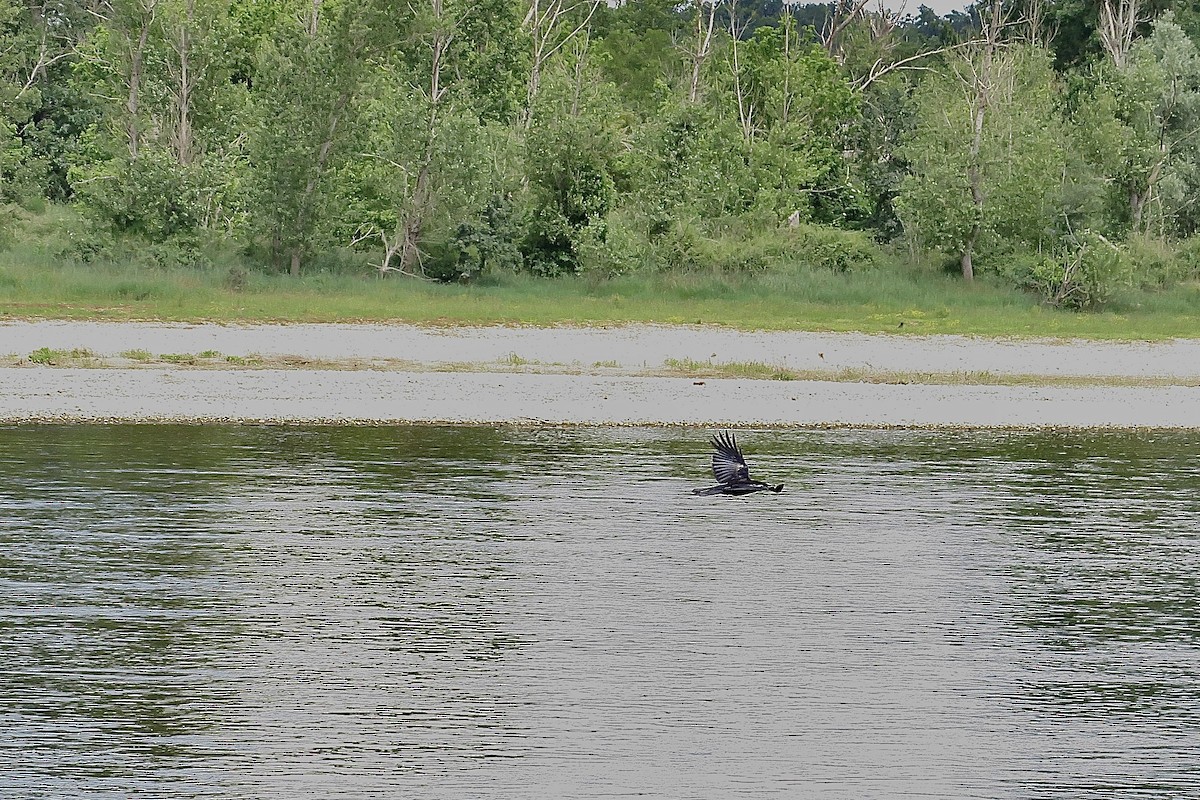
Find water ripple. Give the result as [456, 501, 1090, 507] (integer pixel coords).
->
[0, 425, 1198, 799]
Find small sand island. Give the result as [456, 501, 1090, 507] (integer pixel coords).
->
[2, 320, 1199, 428]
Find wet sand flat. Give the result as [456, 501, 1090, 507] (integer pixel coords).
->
[1, 367, 1198, 427]
[1, 321, 1198, 427]
[4, 320, 1200, 378]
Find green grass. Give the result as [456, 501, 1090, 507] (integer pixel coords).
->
[5, 260, 1197, 339]
[3, 209, 1200, 339]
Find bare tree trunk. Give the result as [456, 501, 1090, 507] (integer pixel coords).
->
[1023, 0, 1049, 47]
[1098, 0, 1141, 69]
[125, 0, 159, 160]
[687, 0, 719, 104]
[521, 0, 601, 128]
[569, 31, 589, 118]
[727, 0, 754, 139]
[820, 0, 872, 65]
[963, 105, 986, 282]
[176, 22, 192, 163]
[962, 109, 985, 281]
[167, 0, 198, 166]
[524, 0, 546, 125]
[777, 10, 821, 125]
[824, 0, 964, 92]
[1131, 147, 1166, 233]
[392, 0, 454, 276]
[1130, 189, 1146, 230]
[307, 0, 322, 36]
[397, 161, 433, 274]
[958, 0, 1007, 282]
[18, 7, 75, 103]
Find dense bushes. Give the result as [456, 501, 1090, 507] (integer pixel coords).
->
[1003, 231, 1200, 310]
[1013, 234, 1125, 310]
[2, 0, 1199, 316]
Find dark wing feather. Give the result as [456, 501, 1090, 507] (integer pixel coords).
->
[710, 431, 751, 485]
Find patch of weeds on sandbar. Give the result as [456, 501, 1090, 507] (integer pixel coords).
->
[27, 346, 98, 366]
[665, 357, 798, 381]
[501, 352, 531, 366]
[159, 352, 198, 365]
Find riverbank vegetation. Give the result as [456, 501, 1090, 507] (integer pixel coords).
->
[2, 0, 1200, 327]
[4, 206, 1200, 337]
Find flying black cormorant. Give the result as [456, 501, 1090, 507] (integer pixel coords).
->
[692, 431, 783, 496]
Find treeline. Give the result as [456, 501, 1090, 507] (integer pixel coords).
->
[4, 0, 1200, 309]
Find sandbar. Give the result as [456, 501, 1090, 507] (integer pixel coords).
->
[1, 321, 1198, 427]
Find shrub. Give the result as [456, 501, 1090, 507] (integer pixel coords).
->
[1122, 235, 1181, 288]
[440, 195, 525, 282]
[522, 106, 620, 276]
[54, 226, 214, 271]
[642, 221, 772, 274]
[72, 148, 201, 240]
[1174, 235, 1200, 281]
[577, 215, 645, 279]
[789, 223, 879, 272]
[1018, 232, 1128, 310]
[522, 205, 580, 277]
[597, 217, 882, 277]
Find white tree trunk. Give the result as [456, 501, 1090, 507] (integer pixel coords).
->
[1098, 0, 1141, 69]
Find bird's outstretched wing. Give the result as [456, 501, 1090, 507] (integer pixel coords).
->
[710, 431, 751, 485]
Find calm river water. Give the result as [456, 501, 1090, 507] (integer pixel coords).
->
[1, 425, 1198, 799]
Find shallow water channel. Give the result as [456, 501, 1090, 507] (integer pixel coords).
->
[2, 425, 1198, 799]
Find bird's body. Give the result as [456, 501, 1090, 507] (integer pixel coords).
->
[691, 481, 780, 496]
[692, 431, 783, 496]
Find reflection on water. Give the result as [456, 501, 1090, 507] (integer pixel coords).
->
[1, 425, 1198, 799]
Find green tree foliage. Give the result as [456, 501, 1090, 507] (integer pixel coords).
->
[0, 0, 101, 208]
[67, 0, 249, 242]
[248, 3, 377, 274]
[850, 77, 913, 238]
[1066, 11, 1200, 244]
[1113, 13, 1200, 236]
[522, 48, 623, 276]
[1, 0, 1199, 310]
[0, 0, 42, 209]
[453, 0, 527, 123]
[593, 0, 685, 114]
[728, 18, 862, 222]
[626, 14, 860, 237]
[897, 44, 1070, 276]
[340, 0, 524, 278]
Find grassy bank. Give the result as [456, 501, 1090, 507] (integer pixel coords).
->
[2, 215, 1200, 339]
